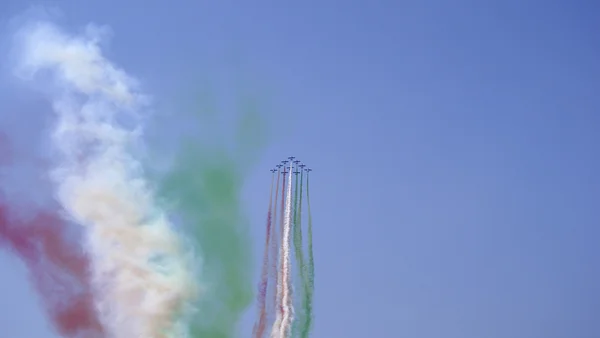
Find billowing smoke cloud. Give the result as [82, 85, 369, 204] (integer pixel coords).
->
[11, 20, 198, 338]
[0, 136, 104, 337]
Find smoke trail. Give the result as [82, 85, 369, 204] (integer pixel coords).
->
[300, 172, 315, 338]
[253, 172, 276, 338]
[0, 205, 105, 337]
[0, 137, 104, 337]
[13, 21, 197, 337]
[269, 169, 281, 322]
[271, 166, 287, 336]
[157, 99, 266, 337]
[290, 169, 302, 336]
[161, 154, 252, 338]
[274, 162, 295, 338]
[292, 169, 309, 338]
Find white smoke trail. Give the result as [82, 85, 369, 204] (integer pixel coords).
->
[270, 171, 284, 338]
[280, 162, 295, 337]
[271, 161, 295, 338]
[13, 20, 198, 338]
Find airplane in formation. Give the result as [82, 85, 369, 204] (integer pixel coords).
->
[269, 157, 313, 172]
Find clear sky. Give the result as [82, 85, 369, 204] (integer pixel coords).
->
[0, 1, 599, 337]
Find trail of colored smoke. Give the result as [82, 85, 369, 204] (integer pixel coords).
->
[0, 204, 105, 337]
[290, 170, 303, 336]
[269, 171, 281, 328]
[292, 170, 309, 338]
[274, 163, 295, 338]
[158, 103, 265, 337]
[13, 21, 197, 337]
[253, 172, 276, 338]
[0, 139, 104, 337]
[300, 173, 315, 338]
[270, 170, 281, 317]
[283, 164, 296, 337]
[160, 151, 253, 338]
[271, 167, 287, 337]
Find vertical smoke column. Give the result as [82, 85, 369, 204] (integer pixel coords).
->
[253, 172, 275, 338]
[271, 165, 288, 337]
[270, 169, 282, 317]
[279, 166, 287, 316]
[157, 96, 265, 337]
[161, 152, 254, 338]
[292, 169, 309, 338]
[13, 21, 197, 337]
[277, 161, 295, 337]
[290, 167, 302, 336]
[301, 171, 315, 338]
[269, 170, 281, 320]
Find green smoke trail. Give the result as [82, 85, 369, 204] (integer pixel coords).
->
[292, 170, 308, 338]
[300, 172, 315, 338]
[157, 94, 267, 338]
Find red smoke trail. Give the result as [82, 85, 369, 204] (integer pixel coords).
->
[277, 170, 287, 319]
[269, 170, 282, 322]
[0, 138, 104, 337]
[253, 173, 275, 338]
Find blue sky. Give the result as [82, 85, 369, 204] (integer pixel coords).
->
[0, 1, 599, 337]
